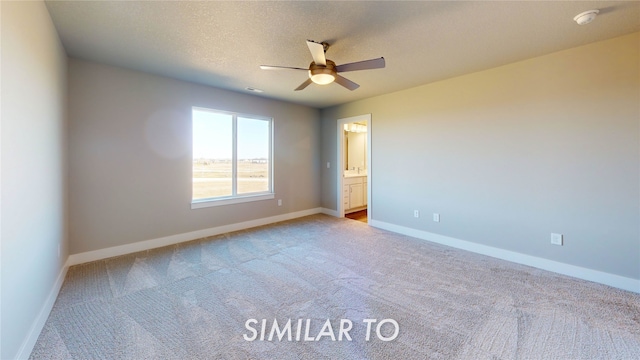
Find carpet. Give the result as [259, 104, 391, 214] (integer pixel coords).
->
[30, 214, 640, 359]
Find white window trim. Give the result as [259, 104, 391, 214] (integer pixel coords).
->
[191, 107, 274, 209]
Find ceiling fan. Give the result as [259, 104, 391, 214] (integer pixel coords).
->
[260, 40, 385, 91]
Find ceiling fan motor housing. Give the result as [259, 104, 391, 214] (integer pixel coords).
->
[309, 60, 337, 84]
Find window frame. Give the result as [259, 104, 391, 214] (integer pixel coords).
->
[191, 107, 274, 209]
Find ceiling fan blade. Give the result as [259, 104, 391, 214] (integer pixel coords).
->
[260, 65, 308, 71]
[336, 57, 385, 73]
[294, 78, 313, 91]
[306, 40, 326, 66]
[334, 74, 360, 91]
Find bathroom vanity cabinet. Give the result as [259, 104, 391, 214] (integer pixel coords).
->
[343, 176, 367, 213]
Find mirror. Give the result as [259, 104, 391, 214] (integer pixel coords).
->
[343, 122, 367, 171]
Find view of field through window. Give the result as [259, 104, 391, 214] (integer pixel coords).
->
[192, 109, 270, 200]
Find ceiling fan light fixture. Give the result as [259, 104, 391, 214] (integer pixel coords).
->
[308, 60, 337, 85]
[309, 68, 335, 85]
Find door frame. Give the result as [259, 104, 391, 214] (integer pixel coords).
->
[337, 114, 372, 222]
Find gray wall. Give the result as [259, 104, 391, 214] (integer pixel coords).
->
[1, 1, 68, 358]
[321, 33, 639, 280]
[68, 59, 321, 254]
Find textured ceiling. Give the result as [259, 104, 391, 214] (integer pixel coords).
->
[44, 1, 640, 109]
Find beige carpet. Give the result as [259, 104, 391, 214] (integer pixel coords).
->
[30, 214, 640, 359]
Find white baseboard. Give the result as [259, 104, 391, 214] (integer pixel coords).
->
[15, 260, 69, 360]
[370, 219, 640, 294]
[68, 208, 324, 266]
[320, 207, 340, 217]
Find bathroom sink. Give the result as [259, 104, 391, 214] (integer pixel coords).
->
[344, 170, 367, 177]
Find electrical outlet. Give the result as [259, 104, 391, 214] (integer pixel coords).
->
[433, 213, 440, 222]
[414, 210, 419, 218]
[278, 199, 282, 206]
[551, 233, 563, 246]
[327, 162, 330, 168]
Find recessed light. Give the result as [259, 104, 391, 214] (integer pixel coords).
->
[245, 87, 264, 93]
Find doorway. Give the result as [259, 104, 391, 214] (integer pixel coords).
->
[337, 114, 371, 223]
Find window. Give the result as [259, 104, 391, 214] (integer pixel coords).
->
[191, 107, 273, 208]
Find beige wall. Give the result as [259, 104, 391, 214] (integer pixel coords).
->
[321, 33, 639, 280]
[1, 1, 69, 358]
[68, 59, 321, 254]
